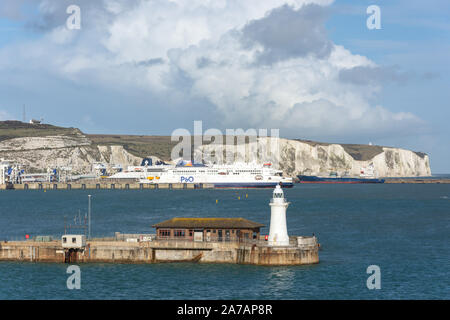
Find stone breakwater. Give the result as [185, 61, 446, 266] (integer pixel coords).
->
[0, 238, 319, 266]
[2, 178, 448, 191]
[0, 182, 214, 190]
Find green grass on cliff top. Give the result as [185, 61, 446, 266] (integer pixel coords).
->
[88, 135, 427, 162]
[0, 121, 81, 141]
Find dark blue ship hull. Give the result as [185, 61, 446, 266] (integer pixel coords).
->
[213, 182, 294, 188]
[297, 175, 385, 184]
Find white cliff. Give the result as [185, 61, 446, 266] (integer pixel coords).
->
[197, 137, 431, 177]
[0, 135, 141, 174]
[0, 132, 431, 177]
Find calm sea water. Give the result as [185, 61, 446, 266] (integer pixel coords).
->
[0, 184, 449, 299]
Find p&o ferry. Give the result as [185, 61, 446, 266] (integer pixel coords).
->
[109, 159, 293, 188]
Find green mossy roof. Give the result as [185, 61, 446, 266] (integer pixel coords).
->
[152, 217, 264, 229]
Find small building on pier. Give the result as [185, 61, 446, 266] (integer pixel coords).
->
[152, 218, 264, 242]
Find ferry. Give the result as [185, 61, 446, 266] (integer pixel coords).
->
[297, 164, 385, 184]
[108, 159, 293, 188]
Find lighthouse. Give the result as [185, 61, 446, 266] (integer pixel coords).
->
[268, 184, 290, 246]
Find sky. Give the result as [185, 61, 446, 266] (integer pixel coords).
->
[0, 0, 448, 172]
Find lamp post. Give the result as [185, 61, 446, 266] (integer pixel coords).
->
[88, 194, 91, 240]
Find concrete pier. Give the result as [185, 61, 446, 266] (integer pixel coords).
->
[0, 182, 214, 190]
[1, 178, 450, 190]
[384, 178, 450, 184]
[0, 237, 319, 266]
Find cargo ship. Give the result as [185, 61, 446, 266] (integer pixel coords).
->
[297, 164, 385, 184]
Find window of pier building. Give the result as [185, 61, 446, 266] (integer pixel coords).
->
[159, 229, 171, 237]
[174, 230, 185, 237]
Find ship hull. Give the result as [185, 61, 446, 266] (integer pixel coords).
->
[297, 175, 385, 184]
[213, 182, 294, 189]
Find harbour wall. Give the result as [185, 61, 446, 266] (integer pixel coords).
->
[0, 182, 215, 190]
[0, 238, 319, 266]
[1, 178, 449, 191]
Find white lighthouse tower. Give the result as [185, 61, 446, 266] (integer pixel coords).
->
[268, 184, 290, 246]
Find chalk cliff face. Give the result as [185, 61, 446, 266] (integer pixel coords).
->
[0, 134, 141, 174]
[276, 138, 431, 177]
[0, 132, 431, 177]
[197, 137, 431, 177]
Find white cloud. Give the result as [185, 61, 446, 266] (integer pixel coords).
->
[0, 0, 426, 140]
[164, 24, 422, 137]
[102, 0, 333, 62]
